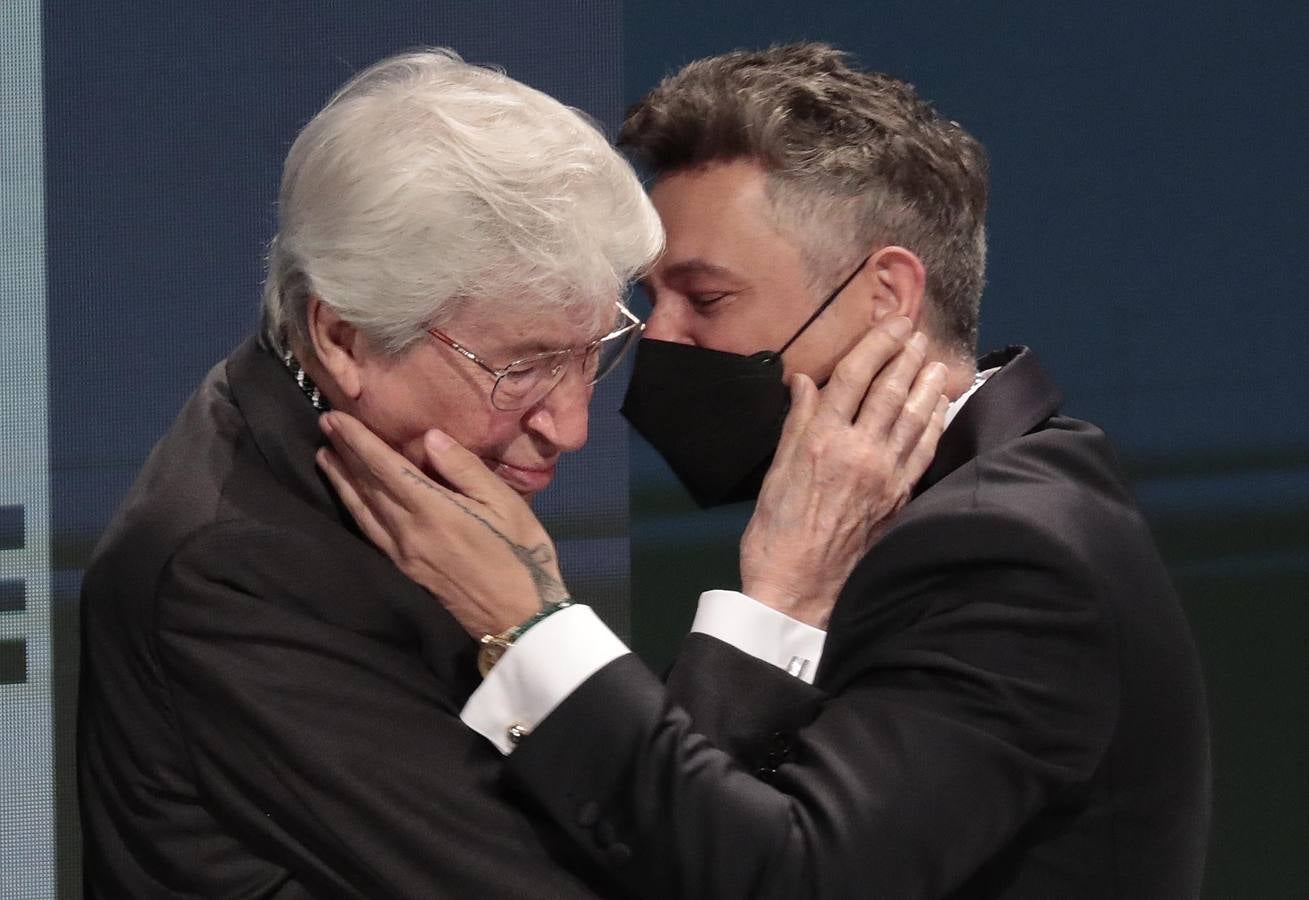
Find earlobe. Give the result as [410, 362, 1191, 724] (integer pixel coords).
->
[306, 296, 364, 400]
[866, 246, 927, 327]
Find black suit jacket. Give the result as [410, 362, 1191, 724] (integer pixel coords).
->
[507, 347, 1211, 899]
[77, 337, 610, 899]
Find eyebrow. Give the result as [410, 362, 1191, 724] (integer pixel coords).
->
[657, 258, 745, 283]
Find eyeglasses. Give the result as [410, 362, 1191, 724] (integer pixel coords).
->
[427, 301, 645, 411]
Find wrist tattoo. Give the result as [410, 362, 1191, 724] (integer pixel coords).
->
[401, 469, 567, 608]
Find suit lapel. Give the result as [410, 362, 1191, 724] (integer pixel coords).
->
[914, 346, 1064, 496]
[225, 334, 342, 518]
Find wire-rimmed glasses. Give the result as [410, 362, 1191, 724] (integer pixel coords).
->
[427, 301, 644, 411]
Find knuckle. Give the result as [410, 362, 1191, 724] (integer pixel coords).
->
[902, 406, 928, 431]
[851, 447, 882, 476]
[829, 363, 860, 395]
[881, 373, 910, 399]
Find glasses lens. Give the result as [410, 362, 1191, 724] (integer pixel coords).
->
[588, 325, 640, 386]
[491, 353, 569, 411]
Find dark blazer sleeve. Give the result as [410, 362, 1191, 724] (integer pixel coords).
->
[152, 522, 604, 900]
[505, 505, 1118, 900]
[663, 632, 825, 769]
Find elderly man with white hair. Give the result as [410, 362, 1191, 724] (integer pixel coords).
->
[76, 49, 665, 898]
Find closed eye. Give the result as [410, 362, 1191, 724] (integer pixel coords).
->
[688, 291, 731, 308]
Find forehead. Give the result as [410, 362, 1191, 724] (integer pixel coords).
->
[648, 160, 810, 286]
[648, 160, 801, 273]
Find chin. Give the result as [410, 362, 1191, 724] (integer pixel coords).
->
[504, 480, 542, 502]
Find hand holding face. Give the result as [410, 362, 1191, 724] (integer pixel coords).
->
[315, 412, 567, 638]
[739, 317, 949, 628]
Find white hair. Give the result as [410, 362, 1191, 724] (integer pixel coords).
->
[263, 48, 664, 354]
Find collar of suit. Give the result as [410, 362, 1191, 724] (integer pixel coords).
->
[228, 335, 343, 520]
[914, 346, 1064, 497]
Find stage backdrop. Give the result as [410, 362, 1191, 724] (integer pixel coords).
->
[0, 1, 1304, 897]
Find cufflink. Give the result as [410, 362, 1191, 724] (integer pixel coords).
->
[785, 656, 810, 679]
[507, 722, 529, 746]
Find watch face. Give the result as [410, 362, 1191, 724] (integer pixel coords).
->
[477, 635, 510, 678]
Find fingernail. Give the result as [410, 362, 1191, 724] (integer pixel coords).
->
[886, 316, 913, 339]
[425, 428, 453, 453]
[319, 413, 335, 434]
[909, 331, 929, 353]
[929, 361, 949, 381]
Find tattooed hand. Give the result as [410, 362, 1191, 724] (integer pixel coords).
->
[316, 412, 567, 637]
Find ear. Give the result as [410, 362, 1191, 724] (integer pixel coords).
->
[864, 245, 926, 327]
[305, 295, 365, 401]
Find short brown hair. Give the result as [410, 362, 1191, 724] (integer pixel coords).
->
[621, 42, 988, 355]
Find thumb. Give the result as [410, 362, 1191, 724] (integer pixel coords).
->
[422, 428, 504, 503]
[773, 373, 819, 466]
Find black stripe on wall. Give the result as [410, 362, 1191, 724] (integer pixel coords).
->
[0, 505, 24, 550]
[0, 640, 27, 684]
[0, 580, 24, 613]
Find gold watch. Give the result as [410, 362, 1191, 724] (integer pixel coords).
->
[476, 599, 573, 678]
[477, 629, 516, 678]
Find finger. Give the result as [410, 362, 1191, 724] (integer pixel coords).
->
[817, 316, 913, 422]
[316, 446, 402, 558]
[421, 428, 518, 507]
[853, 330, 929, 438]
[885, 361, 949, 458]
[320, 412, 421, 513]
[900, 394, 949, 490]
[770, 373, 820, 470]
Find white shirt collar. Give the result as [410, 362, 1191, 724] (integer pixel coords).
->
[943, 366, 999, 431]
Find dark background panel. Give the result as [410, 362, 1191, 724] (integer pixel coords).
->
[622, 3, 1309, 897]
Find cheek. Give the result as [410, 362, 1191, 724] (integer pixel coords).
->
[436, 409, 524, 459]
[695, 312, 788, 356]
[352, 355, 531, 463]
[353, 372, 484, 459]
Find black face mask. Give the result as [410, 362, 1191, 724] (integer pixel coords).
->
[622, 255, 871, 508]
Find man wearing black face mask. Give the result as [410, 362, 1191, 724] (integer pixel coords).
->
[319, 43, 1210, 900]
[621, 253, 871, 506]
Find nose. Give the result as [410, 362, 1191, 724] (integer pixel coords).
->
[641, 296, 695, 345]
[522, 365, 590, 453]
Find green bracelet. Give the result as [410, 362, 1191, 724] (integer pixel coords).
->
[512, 598, 574, 640]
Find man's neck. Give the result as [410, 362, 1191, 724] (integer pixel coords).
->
[940, 357, 979, 402]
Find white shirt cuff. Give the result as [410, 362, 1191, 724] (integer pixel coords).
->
[690, 589, 826, 684]
[460, 604, 628, 755]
